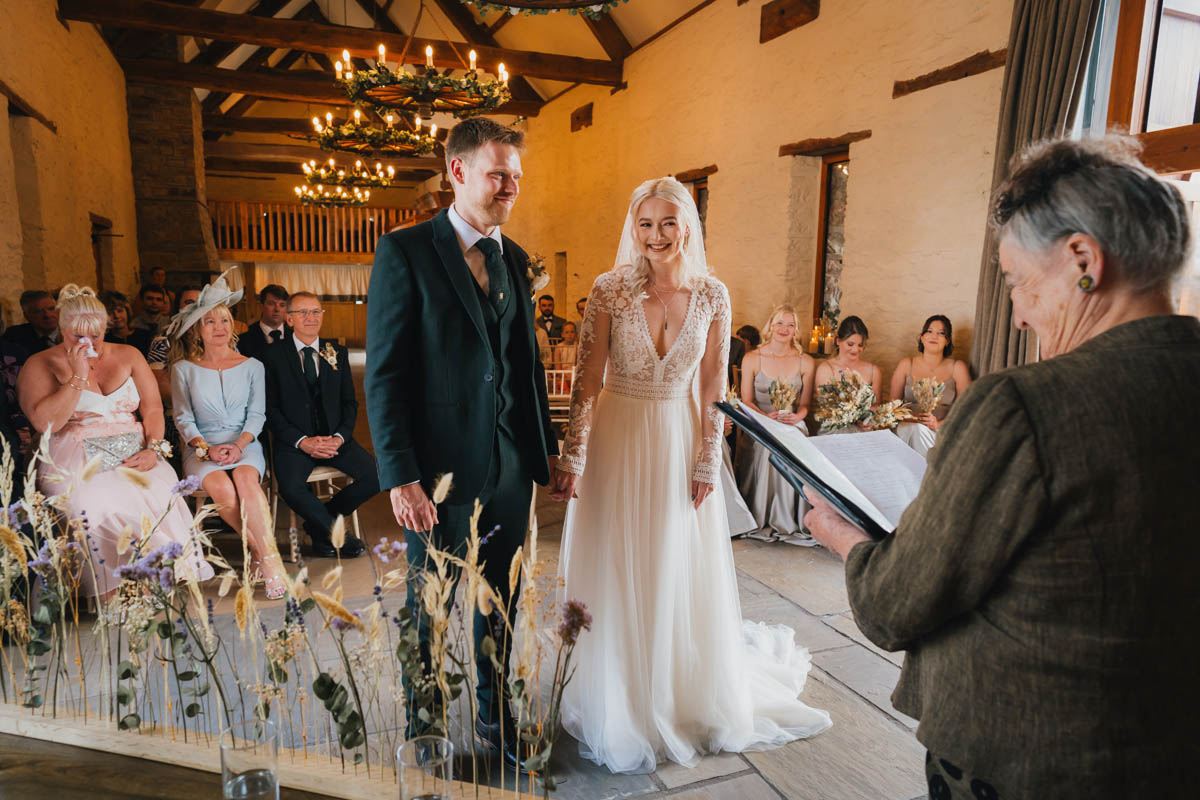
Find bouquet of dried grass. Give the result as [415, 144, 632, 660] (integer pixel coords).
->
[814, 372, 875, 430]
[868, 399, 916, 430]
[911, 377, 946, 416]
[768, 379, 797, 412]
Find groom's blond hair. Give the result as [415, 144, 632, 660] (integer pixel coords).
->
[445, 118, 525, 172]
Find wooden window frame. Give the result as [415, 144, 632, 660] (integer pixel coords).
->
[1106, 0, 1200, 174]
[813, 151, 849, 325]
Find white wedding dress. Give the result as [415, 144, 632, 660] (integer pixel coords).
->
[556, 265, 832, 774]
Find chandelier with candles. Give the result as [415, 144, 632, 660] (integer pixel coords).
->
[310, 108, 438, 157]
[301, 157, 398, 188]
[295, 184, 372, 207]
[336, 43, 511, 120]
[459, 1, 627, 18]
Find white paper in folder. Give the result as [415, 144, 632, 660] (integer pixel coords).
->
[741, 404, 927, 533]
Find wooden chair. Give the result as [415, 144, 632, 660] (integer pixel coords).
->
[545, 367, 575, 425]
[276, 465, 365, 554]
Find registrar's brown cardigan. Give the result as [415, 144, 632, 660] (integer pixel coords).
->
[846, 315, 1200, 797]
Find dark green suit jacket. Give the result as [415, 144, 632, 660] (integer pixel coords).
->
[846, 315, 1200, 795]
[365, 210, 556, 502]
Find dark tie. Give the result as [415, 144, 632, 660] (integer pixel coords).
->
[473, 237, 509, 312]
[269, 329, 282, 344]
[301, 346, 318, 388]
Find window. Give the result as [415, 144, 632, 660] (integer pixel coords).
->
[1144, 0, 1200, 131]
[814, 153, 849, 326]
[1164, 176, 1200, 316]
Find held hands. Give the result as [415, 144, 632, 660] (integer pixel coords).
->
[550, 466, 578, 502]
[121, 449, 158, 472]
[210, 443, 244, 466]
[299, 436, 341, 459]
[390, 483, 438, 532]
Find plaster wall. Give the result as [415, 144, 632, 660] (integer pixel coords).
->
[0, 0, 140, 325]
[501, 0, 1012, 381]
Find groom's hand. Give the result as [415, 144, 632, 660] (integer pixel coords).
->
[390, 483, 439, 532]
[549, 467, 578, 502]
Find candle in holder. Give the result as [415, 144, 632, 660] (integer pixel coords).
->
[808, 327, 819, 354]
[378, 44, 386, 69]
[425, 45, 434, 68]
[824, 333, 835, 355]
[469, 49, 477, 72]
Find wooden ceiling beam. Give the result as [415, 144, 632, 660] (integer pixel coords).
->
[584, 15, 632, 62]
[190, 0, 292, 67]
[61, 0, 622, 85]
[202, 115, 314, 134]
[119, 58, 543, 116]
[200, 46, 279, 114]
[206, 141, 446, 170]
[428, 0, 544, 103]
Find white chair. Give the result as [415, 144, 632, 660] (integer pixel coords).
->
[276, 465, 365, 555]
[545, 367, 575, 425]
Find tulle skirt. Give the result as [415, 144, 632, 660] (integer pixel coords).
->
[558, 388, 832, 774]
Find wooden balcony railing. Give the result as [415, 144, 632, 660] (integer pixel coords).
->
[210, 199, 418, 262]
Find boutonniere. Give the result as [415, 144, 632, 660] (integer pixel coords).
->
[319, 342, 339, 370]
[526, 253, 549, 297]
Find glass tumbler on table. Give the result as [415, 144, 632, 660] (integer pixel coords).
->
[398, 736, 454, 800]
[221, 719, 280, 800]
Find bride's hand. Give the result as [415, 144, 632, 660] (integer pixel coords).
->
[691, 480, 714, 508]
[550, 467, 578, 502]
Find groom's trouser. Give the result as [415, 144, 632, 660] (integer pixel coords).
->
[403, 431, 532, 736]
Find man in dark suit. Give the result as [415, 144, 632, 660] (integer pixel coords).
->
[239, 284, 292, 361]
[535, 294, 566, 339]
[3, 291, 60, 354]
[261, 291, 376, 559]
[365, 117, 557, 767]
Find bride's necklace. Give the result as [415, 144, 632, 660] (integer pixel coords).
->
[649, 281, 683, 333]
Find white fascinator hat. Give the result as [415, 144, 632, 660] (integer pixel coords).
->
[163, 267, 244, 340]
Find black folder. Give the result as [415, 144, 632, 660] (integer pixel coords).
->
[718, 401, 890, 541]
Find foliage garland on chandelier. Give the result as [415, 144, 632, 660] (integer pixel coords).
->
[301, 157, 398, 189]
[459, 0, 628, 19]
[295, 184, 372, 207]
[338, 52, 511, 120]
[311, 110, 439, 157]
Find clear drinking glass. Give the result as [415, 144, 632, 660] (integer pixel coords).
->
[221, 719, 280, 800]
[397, 736, 454, 800]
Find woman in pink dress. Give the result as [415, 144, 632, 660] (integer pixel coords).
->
[17, 285, 212, 598]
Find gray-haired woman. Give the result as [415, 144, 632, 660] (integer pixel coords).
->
[806, 135, 1199, 798]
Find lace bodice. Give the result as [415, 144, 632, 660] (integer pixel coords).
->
[559, 266, 731, 483]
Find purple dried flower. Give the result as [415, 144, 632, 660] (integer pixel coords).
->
[206, 598, 215, 627]
[558, 600, 592, 647]
[331, 610, 362, 633]
[172, 475, 202, 496]
[156, 568, 175, 592]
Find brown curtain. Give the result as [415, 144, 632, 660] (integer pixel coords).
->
[971, 0, 1101, 375]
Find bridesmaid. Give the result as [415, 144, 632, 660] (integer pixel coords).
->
[737, 305, 817, 545]
[889, 314, 971, 457]
[814, 316, 882, 435]
[169, 278, 286, 599]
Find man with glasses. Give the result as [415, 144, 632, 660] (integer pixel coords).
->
[261, 292, 378, 558]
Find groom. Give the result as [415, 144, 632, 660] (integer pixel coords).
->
[365, 118, 557, 767]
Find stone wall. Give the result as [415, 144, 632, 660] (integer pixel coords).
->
[499, 0, 1012, 383]
[0, 0, 141, 326]
[126, 73, 219, 287]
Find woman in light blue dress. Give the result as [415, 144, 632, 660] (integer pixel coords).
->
[168, 275, 286, 598]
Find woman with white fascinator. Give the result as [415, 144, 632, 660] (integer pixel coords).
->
[167, 272, 285, 599]
[550, 177, 831, 774]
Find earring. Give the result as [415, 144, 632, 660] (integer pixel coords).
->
[1078, 274, 1095, 292]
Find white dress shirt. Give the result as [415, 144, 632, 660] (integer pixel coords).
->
[259, 320, 285, 343]
[448, 203, 504, 294]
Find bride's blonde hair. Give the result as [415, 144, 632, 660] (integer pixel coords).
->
[759, 305, 806, 355]
[614, 177, 710, 297]
[57, 284, 107, 338]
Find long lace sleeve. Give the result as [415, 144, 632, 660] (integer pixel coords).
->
[693, 281, 731, 484]
[557, 275, 613, 476]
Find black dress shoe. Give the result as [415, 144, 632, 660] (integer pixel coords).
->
[308, 538, 338, 559]
[338, 535, 365, 558]
[474, 713, 528, 772]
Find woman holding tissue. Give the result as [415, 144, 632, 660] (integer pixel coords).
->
[805, 136, 1200, 798]
[17, 285, 213, 598]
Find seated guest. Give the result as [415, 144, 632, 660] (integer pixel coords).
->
[736, 305, 817, 545]
[18, 285, 212, 598]
[0, 322, 31, 461]
[805, 135, 1199, 799]
[553, 321, 579, 369]
[146, 267, 177, 311]
[813, 315, 882, 435]
[535, 294, 566, 340]
[888, 315, 972, 457]
[238, 284, 291, 361]
[261, 292, 376, 559]
[151, 285, 202, 458]
[131, 285, 170, 337]
[535, 325, 552, 368]
[575, 296, 587, 321]
[168, 276, 286, 598]
[4, 290, 60, 354]
[735, 323, 761, 357]
[101, 291, 152, 354]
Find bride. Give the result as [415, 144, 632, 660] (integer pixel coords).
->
[550, 177, 831, 774]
